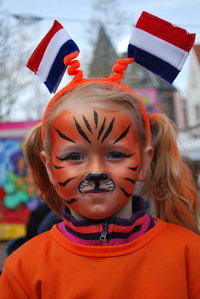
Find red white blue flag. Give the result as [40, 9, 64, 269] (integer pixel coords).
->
[27, 20, 79, 93]
[128, 11, 195, 83]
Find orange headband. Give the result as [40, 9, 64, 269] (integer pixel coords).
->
[41, 52, 150, 146]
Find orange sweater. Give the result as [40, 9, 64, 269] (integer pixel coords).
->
[0, 219, 200, 299]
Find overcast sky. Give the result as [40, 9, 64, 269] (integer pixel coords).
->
[2, 0, 200, 97]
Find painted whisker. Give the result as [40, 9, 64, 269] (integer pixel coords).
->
[128, 165, 139, 171]
[120, 187, 132, 198]
[52, 164, 64, 169]
[57, 176, 77, 187]
[63, 198, 78, 205]
[123, 178, 136, 184]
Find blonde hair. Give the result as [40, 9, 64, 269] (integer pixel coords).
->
[24, 82, 200, 233]
[140, 114, 200, 233]
[23, 123, 63, 216]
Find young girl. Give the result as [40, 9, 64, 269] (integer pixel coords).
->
[1, 13, 200, 298]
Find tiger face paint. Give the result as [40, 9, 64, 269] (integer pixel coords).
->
[49, 104, 142, 220]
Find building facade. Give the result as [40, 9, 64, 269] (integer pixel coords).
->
[187, 44, 200, 128]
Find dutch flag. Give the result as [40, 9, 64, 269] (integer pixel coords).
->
[27, 20, 79, 93]
[128, 11, 195, 83]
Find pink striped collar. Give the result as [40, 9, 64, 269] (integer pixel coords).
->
[58, 196, 155, 246]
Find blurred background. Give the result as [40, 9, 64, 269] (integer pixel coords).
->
[0, 0, 200, 268]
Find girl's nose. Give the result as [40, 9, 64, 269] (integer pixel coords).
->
[88, 156, 105, 174]
[85, 173, 108, 182]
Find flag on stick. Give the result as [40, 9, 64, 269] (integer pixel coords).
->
[27, 20, 79, 93]
[128, 11, 195, 83]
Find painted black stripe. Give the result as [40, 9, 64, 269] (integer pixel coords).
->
[52, 163, 64, 169]
[123, 178, 136, 184]
[55, 128, 76, 143]
[120, 187, 132, 198]
[64, 198, 78, 205]
[83, 115, 92, 133]
[128, 165, 139, 171]
[58, 176, 77, 187]
[74, 117, 91, 144]
[94, 111, 98, 129]
[113, 124, 131, 144]
[102, 118, 115, 143]
[98, 117, 106, 140]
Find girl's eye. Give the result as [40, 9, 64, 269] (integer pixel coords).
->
[56, 152, 84, 161]
[67, 153, 84, 160]
[108, 151, 129, 159]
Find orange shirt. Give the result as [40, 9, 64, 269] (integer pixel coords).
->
[0, 219, 200, 299]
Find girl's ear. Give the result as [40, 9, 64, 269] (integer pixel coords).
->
[137, 146, 154, 181]
[40, 151, 56, 185]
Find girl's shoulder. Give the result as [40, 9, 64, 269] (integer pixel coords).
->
[155, 218, 200, 248]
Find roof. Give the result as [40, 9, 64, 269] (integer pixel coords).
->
[88, 26, 118, 78]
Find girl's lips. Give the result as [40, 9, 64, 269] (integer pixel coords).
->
[84, 189, 110, 194]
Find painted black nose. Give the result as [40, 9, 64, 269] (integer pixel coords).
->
[85, 173, 108, 181]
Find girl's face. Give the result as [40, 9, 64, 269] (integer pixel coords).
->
[46, 104, 143, 220]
